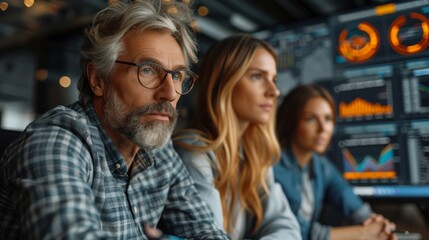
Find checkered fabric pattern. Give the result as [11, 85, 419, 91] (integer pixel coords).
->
[0, 102, 229, 239]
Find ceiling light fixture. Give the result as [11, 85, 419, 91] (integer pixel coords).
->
[0, 2, 8, 11]
[198, 6, 208, 17]
[195, 15, 234, 40]
[23, 0, 34, 8]
[230, 13, 258, 32]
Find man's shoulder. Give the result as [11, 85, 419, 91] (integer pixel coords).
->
[1, 102, 98, 176]
[26, 102, 97, 140]
[37, 102, 88, 123]
[32, 102, 89, 126]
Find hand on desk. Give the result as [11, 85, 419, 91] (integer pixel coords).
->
[330, 213, 397, 240]
[362, 214, 397, 240]
[144, 225, 185, 240]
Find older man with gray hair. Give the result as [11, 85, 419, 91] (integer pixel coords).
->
[0, 0, 229, 239]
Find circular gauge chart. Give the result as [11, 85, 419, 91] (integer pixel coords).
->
[338, 22, 380, 63]
[388, 12, 429, 55]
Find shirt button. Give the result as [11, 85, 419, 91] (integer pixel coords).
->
[115, 163, 121, 169]
[133, 207, 138, 213]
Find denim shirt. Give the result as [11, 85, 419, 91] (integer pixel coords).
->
[273, 148, 372, 240]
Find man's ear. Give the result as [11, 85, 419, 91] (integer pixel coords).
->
[87, 63, 105, 97]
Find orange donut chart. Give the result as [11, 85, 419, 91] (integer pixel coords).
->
[388, 12, 429, 55]
[338, 22, 380, 63]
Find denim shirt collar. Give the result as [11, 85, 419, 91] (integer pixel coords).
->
[279, 146, 326, 221]
[280, 146, 323, 179]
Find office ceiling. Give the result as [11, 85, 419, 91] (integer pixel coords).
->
[0, 0, 395, 54]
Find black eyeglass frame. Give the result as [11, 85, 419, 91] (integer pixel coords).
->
[115, 60, 198, 95]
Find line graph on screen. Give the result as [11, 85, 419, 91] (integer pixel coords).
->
[342, 143, 396, 180]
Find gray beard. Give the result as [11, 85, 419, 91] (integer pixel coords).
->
[103, 88, 177, 150]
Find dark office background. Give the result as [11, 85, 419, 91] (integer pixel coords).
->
[1, 0, 428, 239]
[0, 0, 397, 119]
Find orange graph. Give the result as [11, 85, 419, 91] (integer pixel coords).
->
[338, 22, 380, 63]
[343, 171, 396, 180]
[389, 13, 429, 55]
[339, 98, 393, 118]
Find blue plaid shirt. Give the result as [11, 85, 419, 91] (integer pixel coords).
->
[0, 102, 229, 239]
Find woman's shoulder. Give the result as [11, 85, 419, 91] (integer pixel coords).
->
[173, 131, 216, 172]
[313, 153, 345, 182]
[313, 153, 336, 168]
[173, 130, 208, 146]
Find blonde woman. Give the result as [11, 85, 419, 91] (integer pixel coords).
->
[173, 34, 301, 239]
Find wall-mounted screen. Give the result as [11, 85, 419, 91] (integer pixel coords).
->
[331, 1, 429, 68]
[400, 59, 429, 117]
[333, 65, 396, 122]
[337, 123, 401, 184]
[265, 0, 429, 200]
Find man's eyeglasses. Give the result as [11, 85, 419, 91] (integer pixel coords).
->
[115, 60, 198, 95]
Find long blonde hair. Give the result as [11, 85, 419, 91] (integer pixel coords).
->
[174, 34, 280, 234]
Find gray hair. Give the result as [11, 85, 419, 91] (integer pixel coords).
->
[78, 0, 198, 105]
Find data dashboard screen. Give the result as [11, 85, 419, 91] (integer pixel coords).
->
[400, 59, 429, 116]
[336, 123, 401, 184]
[330, 1, 429, 200]
[333, 121, 429, 199]
[333, 65, 396, 122]
[264, 0, 429, 200]
[332, 1, 429, 67]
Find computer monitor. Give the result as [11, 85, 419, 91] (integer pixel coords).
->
[331, 122, 429, 200]
[326, 0, 429, 200]
[399, 59, 429, 118]
[332, 64, 396, 123]
[261, 0, 429, 200]
[326, 62, 429, 200]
